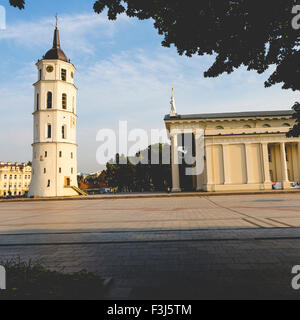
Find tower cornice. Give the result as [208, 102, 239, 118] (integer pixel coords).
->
[33, 80, 78, 90]
[32, 109, 78, 117]
[36, 59, 76, 70]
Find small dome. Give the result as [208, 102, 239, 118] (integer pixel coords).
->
[43, 26, 69, 62]
[44, 47, 68, 62]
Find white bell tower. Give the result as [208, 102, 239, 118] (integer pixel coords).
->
[29, 22, 81, 197]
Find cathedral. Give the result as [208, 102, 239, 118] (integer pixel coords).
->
[29, 23, 84, 197]
[165, 92, 300, 192]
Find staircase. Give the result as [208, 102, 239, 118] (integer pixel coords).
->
[67, 185, 88, 196]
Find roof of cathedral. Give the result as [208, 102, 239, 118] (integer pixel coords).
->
[43, 26, 68, 62]
[164, 110, 294, 121]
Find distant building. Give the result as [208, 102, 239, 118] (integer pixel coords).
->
[0, 162, 32, 196]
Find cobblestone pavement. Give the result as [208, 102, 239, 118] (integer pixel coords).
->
[1, 194, 300, 299]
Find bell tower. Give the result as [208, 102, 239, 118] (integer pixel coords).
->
[29, 23, 80, 197]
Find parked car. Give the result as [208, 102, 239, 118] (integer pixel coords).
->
[272, 182, 283, 190]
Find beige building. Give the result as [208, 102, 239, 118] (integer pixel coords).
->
[0, 162, 32, 197]
[165, 94, 299, 192]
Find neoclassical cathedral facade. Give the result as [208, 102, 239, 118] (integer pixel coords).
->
[165, 94, 300, 192]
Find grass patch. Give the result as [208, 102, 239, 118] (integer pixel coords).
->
[0, 258, 108, 300]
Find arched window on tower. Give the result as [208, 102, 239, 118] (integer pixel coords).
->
[61, 69, 67, 81]
[47, 124, 52, 139]
[36, 93, 40, 111]
[47, 92, 52, 109]
[62, 94, 67, 110]
[62, 125, 67, 139]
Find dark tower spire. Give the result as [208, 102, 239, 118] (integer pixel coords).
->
[53, 14, 60, 49]
[53, 26, 60, 49]
[43, 16, 68, 62]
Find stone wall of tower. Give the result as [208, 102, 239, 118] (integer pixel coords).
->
[29, 58, 79, 197]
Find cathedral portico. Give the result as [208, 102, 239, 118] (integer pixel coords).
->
[165, 94, 300, 192]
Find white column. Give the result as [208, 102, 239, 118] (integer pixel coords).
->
[297, 142, 300, 177]
[222, 144, 230, 184]
[280, 142, 290, 189]
[245, 143, 255, 184]
[262, 143, 271, 185]
[171, 133, 181, 192]
[205, 145, 214, 187]
[195, 131, 205, 191]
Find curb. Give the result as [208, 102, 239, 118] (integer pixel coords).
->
[1, 189, 300, 203]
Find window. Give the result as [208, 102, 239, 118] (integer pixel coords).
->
[4, 175, 6, 179]
[14, 175, 17, 179]
[283, 123, 291, 127]
[44, 168, 46, 174]
[71, 152, 73, 159]
[45, 151, 47, 158]
[59, 151, 62, 158]
[62, 125, 66, 139]
[61, 69, 67, 81]
[268, 147, 272, 163]
[59, 168, 62, 174]
[25, 175, 27, 179]
[71, 168, 74, 174]
[47, 92, 52, 109]
[37, 93, 40, 110]
[39, 69, 42, 81]
[28, 175, 31, 179]
[216, 126, 224, 130]
[263, 124, 271, 128]
[244, 125, 251, 129]
[9, 175, 12, 179]
[285, 146, 289, 162]
[47, 124, 52, 138]
[47, 180, 50, 187]
[62, 94, 67, 109]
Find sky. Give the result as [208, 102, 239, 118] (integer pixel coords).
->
[0, 0, 299, 173]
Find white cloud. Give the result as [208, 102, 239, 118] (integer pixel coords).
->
[0, 12, 131, 56]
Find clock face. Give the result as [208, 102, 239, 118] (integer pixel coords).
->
[46, 65, 54, 73]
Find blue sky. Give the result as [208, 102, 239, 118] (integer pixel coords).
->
[0, 0, 299, 172]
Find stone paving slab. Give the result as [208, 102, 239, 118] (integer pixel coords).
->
[1, 194, 300, 299]
[2, 194, 300, 234]
[1, 236, 300, 299]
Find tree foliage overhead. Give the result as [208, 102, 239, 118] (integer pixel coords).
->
[93, 0, 300, 92]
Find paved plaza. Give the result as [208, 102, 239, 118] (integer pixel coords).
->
[1, 193, 300, 299]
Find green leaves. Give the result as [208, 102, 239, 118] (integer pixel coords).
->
[9, 0, 24, 9]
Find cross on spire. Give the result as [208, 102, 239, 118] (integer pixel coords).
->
[55, 14, 58, 29]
